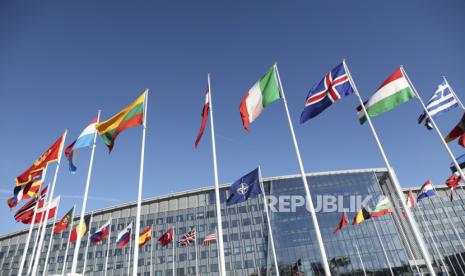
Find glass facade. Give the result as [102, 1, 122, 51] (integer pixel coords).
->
[1, 168, 464, 275]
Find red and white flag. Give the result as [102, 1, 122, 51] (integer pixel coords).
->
[203, 232, 216, 246]
[195, 87, 210, 148]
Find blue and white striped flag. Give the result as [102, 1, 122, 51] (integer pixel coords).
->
[418, 80, 458, 129]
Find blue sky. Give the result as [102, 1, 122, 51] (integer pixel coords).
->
[1, 0, 465, 235]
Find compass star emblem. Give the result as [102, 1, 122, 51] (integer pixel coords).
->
[237, 183, 249, 196]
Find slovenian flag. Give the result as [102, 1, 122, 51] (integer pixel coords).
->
[91, 219, 111, 243]
[417, 180, 435, 201]
[116, 223, 132, 248]
[65, 118, 98, 173]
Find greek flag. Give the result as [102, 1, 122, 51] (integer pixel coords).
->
[418, 80, 458, 129]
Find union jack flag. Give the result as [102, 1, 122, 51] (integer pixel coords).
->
[300, 62, 354, 124]
[179, 230, 196, 246]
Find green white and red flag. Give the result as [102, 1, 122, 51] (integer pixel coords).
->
[371, 198, 392, 218]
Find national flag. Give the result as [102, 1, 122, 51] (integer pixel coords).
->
[444, 113, 465, 147]
[7, 169, 45, 208]
[158, 228, 173, 247]
[16, 133, 65, 186]
[53, 207, 74, 234]
[179, 230, 196, 246]
[418, 80, 458, 129]
[300, 62, 354, 123]
[357, 67, 415, 124]
[203, 232, 216, 246]
[138, 226, 152, 247]
[25, 196, 60, 224]
[116, 223, 132, 248]
[417, 180, 435, 201]
[370, 197, 392, 218]
[96, 92, 146, 152]
[406, 190, 416, 209]
[446, 173, 461, 201]
[195, 87, 209, 148]
[450, 153, 465, 173]
[239, 65, 281, 132]
[14, 186, 48, 222]
[65, 118, 98, 173]
[226, 168, 261, 206]
[70, 214, 91, 243]
[333, 212, 348, 234]
[352, 207, 371, 225]
[91, 219, 111, 243]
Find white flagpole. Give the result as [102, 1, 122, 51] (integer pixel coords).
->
[61, 208, 76, 276]
[274, 64, 331, 275]
[389, 211, 420, 274]
[32, 130, 67, 276]
[172, 227, 175, 276]
[18, 165, 48, 276]
[258, 166, 280, 276]
[104, 219, 112, 276]
[353, 243, 367, 276]
[207, 73, 227, 276]
[371, 218, 394, 276]
[150, 225, 154, 276]
[41, 201, 62, 276]
[82, 213, 93, 276]
[71, 110, 101, 274]
[343, 60, 436, 275]
[128, 229, 133, 276]
[133, 89, 149, 276]
[443, 76, 465, 110]
[194, 229, 199, 276]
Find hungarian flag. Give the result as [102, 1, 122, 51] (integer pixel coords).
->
[70, 214, 91, 242]
[357, 67, 415, 124]
[16, 133, 66, 186]
[371, 198, 392, 218]
[352, 207, 371, 225]
[444, 113, 465, 147]
[53, 207, 74, 234]
[138, 226, 152, 247]
[158, 228, 173, 247]
[65, 117, 98, 172]
[333, 212, 348, 234]
[240, 65, 281, 132]
[96, 91, 147, 152]
[194, 87, 209, 148]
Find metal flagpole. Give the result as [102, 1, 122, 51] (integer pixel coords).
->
[371, 218, 395, 276]
[353, 241, 366, 276]
[258, 166, 280, 276]
[82, 213, 93, 276]
[274, 64, 331, 275]
[150, 225, 154, 276]
[443, 76, 465, 110]
[133, 89, 149, 276]
[18, 165, 48, 276]
[128, 229, 132, 276]
[42, 201, 61, 276]
[172, 227, 175, 276]
[104, 219, 112, 276]
[32, 130, 67, 276]
[207, 73, 227, 276]
[71, 110, 101, 274]
[194, 229, 199, 276]
[343, 60, 436, 275]
[61, 209, 76, 276]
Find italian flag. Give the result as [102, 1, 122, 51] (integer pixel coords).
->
[240, 65, 281, 131]
[371, 198, 392, 218]
[357, 67, 415, 124]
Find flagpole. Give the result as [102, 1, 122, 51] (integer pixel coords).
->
[32, 130, 67, 276]
[274, 64, 331, 275]
[371, 218, 395, 276]
[207, 73, 227, 276]
[343, 60, 437, 275]
[18, 165, 48, 276]
[353, 239, 366, 276]
[82, 213, 93, 276]
[132, 89, 149, 276]
[389, 212, 421, 274]
[443, 76, 465, 110]
[70, 110, 101, 274]
[258, 166, 280, 276]
[61, 208, 76, 276]
[172, 227, 175, 276]
[150, 225, 154, 276]
[194, 228, 199, 276]
[42, 201, 61, 276]
[104, 219, 112, 276]
[127, 229, 133, 276]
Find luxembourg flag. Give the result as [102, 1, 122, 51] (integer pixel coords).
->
[116, 223, 132, 249]
[91, 219, 111, 243]
[417, 180, 435, 201]
[65, 117, 98, 173]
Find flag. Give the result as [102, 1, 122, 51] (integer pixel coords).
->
[352, 207, 371, 225]
[158, 228, 173, 247]
[116, 223, 132, 248]
[418, 80, 458, 129]
[446, 173, 461, 201]
[65, 118, 98, 173]
[203, 232, 216, 246]
[444, 113, 465, 147]
[7, 169, 44, 208]
[96, 92, 146, 152]
[450, 153, 465, 173]
[357, 67, 415, 124]
[226, 168, 261, 206]
[138, 226, 152, 247]
[53, 207, 74, 234]
[406, 190, 416, 208]
[25, 196, 60, 224]
[16, 133, 65, 186]
[179, 230, 196, 246]
[300, 62, 354, 123]
[195, 87, 209, 148]
[14, 186, 48, 222]
[333, 212, 348, 234]
[70, 214, 91, 243]
[370, 197, 392, 218]
[417, 180, 435, 201]
[240, 65, 281, 132]
[91, 219, 111, 243]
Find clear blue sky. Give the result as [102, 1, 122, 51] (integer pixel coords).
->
[1, 0, 465, 235]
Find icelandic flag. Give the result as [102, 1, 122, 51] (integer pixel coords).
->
[65, 117, 98, 173]
[91, 219, 111, 243]
[226, 168, 261, 206]
[417, 180, 435, 201]
[300, 62, 354, 124]
[418, 79, 458, 129]
[116, 223, 132, 249]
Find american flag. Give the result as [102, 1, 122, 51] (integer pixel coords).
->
[203, 233, 216, 246]
[179, 230, 196, 246]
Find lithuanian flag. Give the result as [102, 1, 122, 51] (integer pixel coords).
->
[352, 207, 371, 225]
[96, 91, 147, 152]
